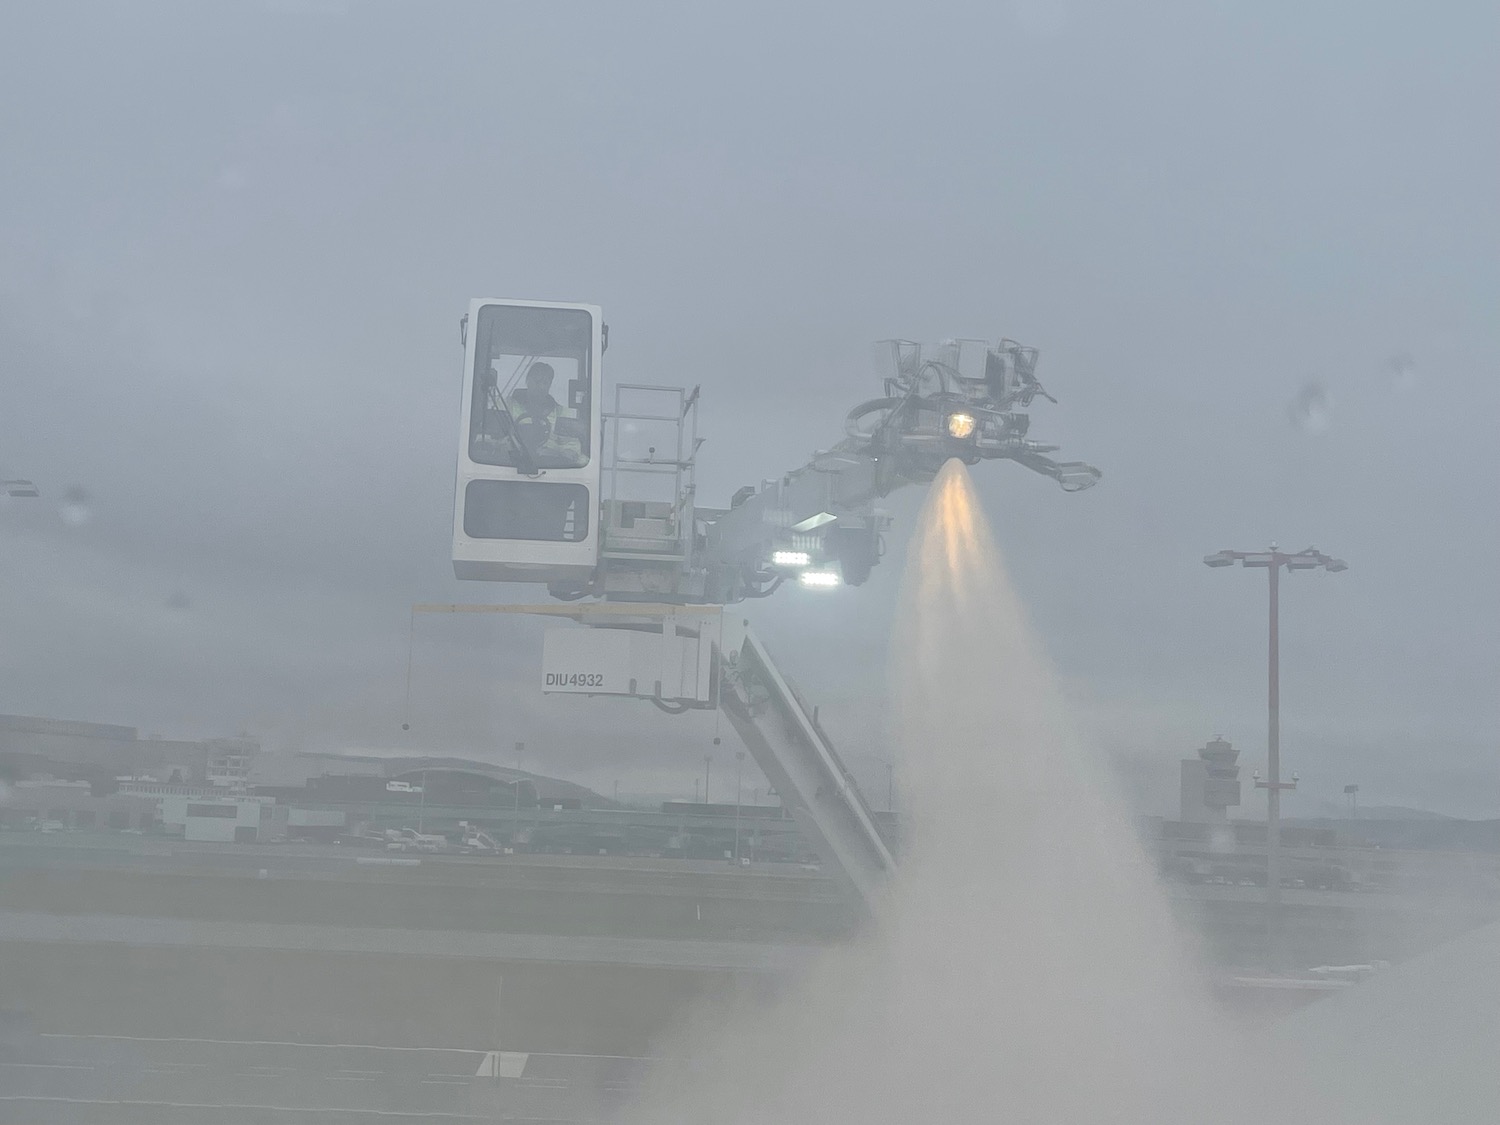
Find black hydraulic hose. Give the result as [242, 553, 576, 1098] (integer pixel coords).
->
[740, 575, 784, 599]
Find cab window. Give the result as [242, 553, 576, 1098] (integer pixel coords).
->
[470, 305, 592, 470]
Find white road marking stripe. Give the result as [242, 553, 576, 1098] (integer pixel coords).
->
[39, 1032, 656, 1061]
[41, 1033, 484, 1054]
[518, 1050, 660, 1060]
[0, 1061, 95, 1071]
[0, 1095, 488, 1119]
[475, 1050, 530, 1078]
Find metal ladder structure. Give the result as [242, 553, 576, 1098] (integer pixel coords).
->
[717, 620, 896, 906]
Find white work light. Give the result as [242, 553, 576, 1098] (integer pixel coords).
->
[946, 412, 978, 439]
[771, 550, 812, 568]
[798, 569, 842, 589]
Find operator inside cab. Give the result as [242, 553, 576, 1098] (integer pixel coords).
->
[505, 361, 584, 466]
[467, 303, 594, 474]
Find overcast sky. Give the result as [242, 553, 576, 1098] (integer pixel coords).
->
[1, 1, 1495, 816]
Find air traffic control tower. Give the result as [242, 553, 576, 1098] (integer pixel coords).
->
[1180, 737, 1242, 823]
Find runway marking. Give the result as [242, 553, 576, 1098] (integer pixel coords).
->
[0, 1061, 94, 1071]
[494, 1049, 659, 1061]
[475, 1050, 530, 1078]
[41, 1032, 658, 1061]
[41, 1033, 485, 1053]
[0, 1095, 491, 1119]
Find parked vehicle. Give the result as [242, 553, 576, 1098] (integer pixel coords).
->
[384, 827, 447, 852]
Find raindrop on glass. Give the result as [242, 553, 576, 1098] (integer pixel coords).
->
[1387, 349, 1418, 393]
[59, 485, 92, 527]
[1287, 380, 1331, 434]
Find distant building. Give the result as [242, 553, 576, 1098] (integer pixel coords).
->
[204, 738, 258, 788]
[0, 714, 136, 776]
[0, 780, 157, 832]
[0, 713, 259, 789]
[1180, 737, 1241, 823]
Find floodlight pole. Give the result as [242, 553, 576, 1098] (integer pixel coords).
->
[1204, 545, 1346, 966]
[514, 742, 524, 844]
[734, 751, 745, 865]
[418, 769, 427, 834]
[1263, 559, 1285, 913]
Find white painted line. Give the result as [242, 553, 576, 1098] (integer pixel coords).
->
[498, 1051, 529, 1078]
[0, 1061, 95, 1071]
[0, 1095, 487, 1119]
[474, 1051, 497, 1077]
[39, 1031, 660, 1062]
[41, 1033, 485, 1054]
[0, 910, 817, 972]
[521, 1050, 662, 1060]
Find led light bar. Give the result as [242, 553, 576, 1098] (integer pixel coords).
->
[798, 569, 842, 589]
[771, 550, 812, 568]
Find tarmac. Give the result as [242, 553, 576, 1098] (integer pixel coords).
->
[0, 1032, 652, 1123]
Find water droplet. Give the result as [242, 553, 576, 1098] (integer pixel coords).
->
[1288, 380, 1332, 434]
[59, 486, 92, 527]
[1386, 349, 1419, 393]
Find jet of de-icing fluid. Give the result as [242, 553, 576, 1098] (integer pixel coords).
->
[618, 460, 1333, 1125]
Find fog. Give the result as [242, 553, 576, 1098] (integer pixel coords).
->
[2, 1, 1495, 812]
[0, 3, 1497, 1122]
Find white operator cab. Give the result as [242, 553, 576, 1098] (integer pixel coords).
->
[453, 299, 604, 584]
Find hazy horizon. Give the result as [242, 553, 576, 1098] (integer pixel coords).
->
[2, 1, 1496, 818]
